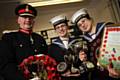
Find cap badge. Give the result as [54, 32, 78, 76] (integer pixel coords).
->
[19, 44, 23, 47]
[25, 5, 29, 12]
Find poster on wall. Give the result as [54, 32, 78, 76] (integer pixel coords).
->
[98, 24, 120, 72]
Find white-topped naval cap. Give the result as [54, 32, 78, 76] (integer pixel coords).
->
[71, 8, 89, 24]
[49, 15, 68, 26]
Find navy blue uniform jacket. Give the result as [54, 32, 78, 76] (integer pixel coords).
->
[0, 31, 48, 80]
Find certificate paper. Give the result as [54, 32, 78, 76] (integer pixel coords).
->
[99, 26, 120, 70]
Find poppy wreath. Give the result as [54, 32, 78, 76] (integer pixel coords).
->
[19, 54, 61, 80]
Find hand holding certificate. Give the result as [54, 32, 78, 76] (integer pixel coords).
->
[98, 25, 120, 77]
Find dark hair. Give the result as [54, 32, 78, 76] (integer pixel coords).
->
[80, 49, 88, 53]
[76, 14, 91, 24]
[77, 48, 88, 55]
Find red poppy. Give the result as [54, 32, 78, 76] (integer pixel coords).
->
[19, 54, 60, 80]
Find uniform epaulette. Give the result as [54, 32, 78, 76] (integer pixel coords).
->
[2, 30, 18, 34]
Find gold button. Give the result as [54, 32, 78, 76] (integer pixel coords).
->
[34, 49, 37, 52]
[19, 44, 23, 47]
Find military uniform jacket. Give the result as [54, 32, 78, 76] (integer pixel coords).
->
[0, 31, 48, 80]
[48, 37, 86, 80]
[83, 22, 113, 63]
[83, 22, 113, 80]
[48, 37, 74, 63]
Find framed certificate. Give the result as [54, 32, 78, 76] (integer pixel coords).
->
[98, 24, 120, 71]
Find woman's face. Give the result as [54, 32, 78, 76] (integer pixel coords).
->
[55, 23, 69, 37]
[77, 18, 92, 33]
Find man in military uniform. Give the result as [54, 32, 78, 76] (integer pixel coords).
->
[48, 15, 81, 80]
[0, 4, 48, 80]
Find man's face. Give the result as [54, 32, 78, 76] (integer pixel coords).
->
[55, 23, 68, 37]
[79, 51, 87, 61]
[17, 16, 35, 30]
[77, 18, 92, 33]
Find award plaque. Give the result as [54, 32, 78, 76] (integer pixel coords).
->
[98, 24, 120, 72]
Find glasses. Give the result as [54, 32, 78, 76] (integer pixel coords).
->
[55, 24, 67, 30]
